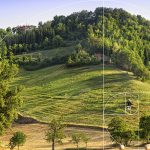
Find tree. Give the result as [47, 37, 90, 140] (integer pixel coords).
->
[45, 118, 65, 150]
[123, 129, 137, 146]
[0, 58, 22, 135]
[108, 117, 137, 146]
[140, 115, 150, 143]
[144, 49, 149, 66]
[42, 37, 49, 49]
[71, 133, 82, 149]
[82, 134, 90, 148]
[52, 35, 64, 47]
[66, 46, 98, 67]
[9, 131, 26, 150]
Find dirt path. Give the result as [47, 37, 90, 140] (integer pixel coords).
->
[0, 123, 145, 150]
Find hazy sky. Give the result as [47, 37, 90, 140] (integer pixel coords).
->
[0, 0, 150, 28]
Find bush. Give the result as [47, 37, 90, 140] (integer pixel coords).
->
[66, 47, 99, 67]
[140, 115, 150, 143]
[16, 55, 68, 71]
[9, 131, 26, 150]
[108, 117, 137, 146]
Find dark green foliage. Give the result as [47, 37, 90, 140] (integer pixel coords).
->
[0, 58, 22, 135]
[9, 131, 26, 150]
[108, 117, 137, 146]
[0, 44, 22, 135]
[144, 49, 149, 66]
[15, 55, 68, 71]
[66, 44, 99, 67]
[112, 49, 149, 79]
[140, 115, 150, 143]
[0, 7, 150, 78]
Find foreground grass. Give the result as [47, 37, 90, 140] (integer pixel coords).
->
[13, 64, 150, 126]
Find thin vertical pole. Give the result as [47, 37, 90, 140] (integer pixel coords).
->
[102, 1, 105, 149]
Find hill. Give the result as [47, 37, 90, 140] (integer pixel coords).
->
[15, 45, 75, 60]
[13, 64, 150, 126]
[1, 7, 150, 78]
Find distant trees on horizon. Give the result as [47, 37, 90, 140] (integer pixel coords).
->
[0, 7, 150, 78]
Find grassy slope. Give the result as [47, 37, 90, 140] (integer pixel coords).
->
[13, 63, 150, 126]
[16, 46, 75, 60]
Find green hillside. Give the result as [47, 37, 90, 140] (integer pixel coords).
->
[16, 46, 75, 61]
[13, 64, 150, 126]
[4, 7, 150, 127]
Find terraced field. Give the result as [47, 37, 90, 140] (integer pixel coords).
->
[12, 64, 150, 126]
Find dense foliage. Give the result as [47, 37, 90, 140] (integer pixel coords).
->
[0, 41, 22, 135]
[108, 117, 137, 146]
[9, 131, 26, 150]
[66, 44, 99, 67]
[0, 7, 150, 78]
[15, 54, 68, 71]
[140, 115, 150, 143]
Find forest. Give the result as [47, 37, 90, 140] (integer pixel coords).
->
[0, 7, 150, 79]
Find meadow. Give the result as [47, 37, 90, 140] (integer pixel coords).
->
[13, 63, 150, 126]
[16, 46, 75, 61]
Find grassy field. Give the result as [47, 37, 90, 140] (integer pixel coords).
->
[12, 64, 150, 126]
[16, 46, 75, 60]
[0, 123, 110, 150]
[1, 62, 150, 150]
[0, 123, 143, 150]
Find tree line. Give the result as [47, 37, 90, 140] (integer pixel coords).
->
[1, 7, 150, 76]
[5, 115, 150, 150]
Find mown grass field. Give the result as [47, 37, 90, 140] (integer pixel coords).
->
[16, 46, 75, 60]
[0, 123, 110, 150]
[13, 63, 150, 126]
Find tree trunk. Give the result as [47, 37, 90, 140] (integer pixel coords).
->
[18, 145, 19, 150]
[77, 143, 79, 149]
[52, 139, 55, 150]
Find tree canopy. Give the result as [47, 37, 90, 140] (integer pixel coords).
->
[0, 7, 150, 78]
[0, 42, 22, 135]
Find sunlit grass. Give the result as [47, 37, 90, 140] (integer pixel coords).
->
[13, 64, 150, 126]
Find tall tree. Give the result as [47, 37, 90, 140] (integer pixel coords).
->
[0, 48, 22, 135]
[45, 118, 65, 150]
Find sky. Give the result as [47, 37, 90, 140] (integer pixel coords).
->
[0, 0, 150, 29]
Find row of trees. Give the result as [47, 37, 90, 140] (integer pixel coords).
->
[15, 54, 67, 71]
[45, 118, 90, 150]
[0, 8, 150, 59]
[108, 115, 150, 146]
[1, 115, 150, 150]
[41, 115, 150, 149]
[4, 118, 90, 150]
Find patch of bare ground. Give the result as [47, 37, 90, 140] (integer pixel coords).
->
[0, 123, 145, 150]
